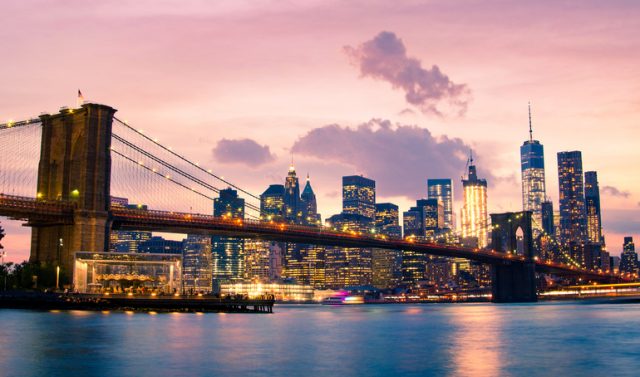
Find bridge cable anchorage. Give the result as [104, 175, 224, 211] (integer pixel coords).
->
[110, 148, 261, 220]
[111, 133, 261, 214]
[113, 117, 262, 202]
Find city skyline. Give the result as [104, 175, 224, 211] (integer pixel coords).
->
[1, 0, 639, 261]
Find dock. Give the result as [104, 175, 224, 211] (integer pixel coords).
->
[0, 292, 274, 313]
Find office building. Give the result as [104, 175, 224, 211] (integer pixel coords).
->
[461, 153, 488, 248]
[342, 175, 376, 220]
[260, 184, 285, 221]
[183, 234, 213, 293]
[620, 237, 637, 274]
[375, 203, 402, 238]
[520, 104, 546, 231]
[427, 179, 454, 230]
[584, 171, 603, 244]
[212, 188, 245, 289]
[557, 151, 587, 244]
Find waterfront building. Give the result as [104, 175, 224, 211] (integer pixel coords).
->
[520, 104, 546, 231]
[584, 171, 603, 244]
[620, 237, 638, 274]
[212, 188, 245, 289]
[371, 248, 402, 289]
[220, 282, 314, 301]
[260, 184, 285, 221]
[427, 179, 454, 230]
[73, 251, 182, 294]
[244, 239, 272, 283]
[342, 175, 376, 220]
[284, 243, 326, 288]
[557, 151, 587, 245]
[182, 235, 213, 293]
[461, 153, 488, 247]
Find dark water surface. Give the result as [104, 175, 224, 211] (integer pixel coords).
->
[1, 302, 639, 376]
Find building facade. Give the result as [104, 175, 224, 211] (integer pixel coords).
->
[520, 105, 546, 231]
[584, 171, 603, 244]
[427, 179, 454, 230]
[342, 175, 376, 220]
[461, 156, 488, 248]
[557, 151, 587, 245]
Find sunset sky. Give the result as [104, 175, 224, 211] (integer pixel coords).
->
[1, 0, 639, 262]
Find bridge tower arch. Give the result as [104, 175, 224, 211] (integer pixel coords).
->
[30, 103, 116, 278]
[489, 211, 537, 302]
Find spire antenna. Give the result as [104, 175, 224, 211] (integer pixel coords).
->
[528, 101, 533, 142]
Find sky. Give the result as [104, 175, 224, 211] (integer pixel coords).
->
[1, 0, 639, 262]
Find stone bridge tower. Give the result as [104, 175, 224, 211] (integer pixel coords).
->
[30, 103, 116, 278]
[490, 211, 537, 302]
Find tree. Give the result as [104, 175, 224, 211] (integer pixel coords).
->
[0, 221, 5, 251]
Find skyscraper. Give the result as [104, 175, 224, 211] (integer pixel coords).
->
[557, 151, 587, 244]
[183, 234, 213, 293]
[461, 154, 488, 248]
[427, 179, 454, 230]
[284, 164, 301, 223]
[520, 104, 546, 230]
[300, 174, 321, 225]
[214, 188, 245, 219]
[212, 188, 245, 289]
[375, 203, 402, 238]
[584, 171, 603, 244]
[260, 184, 285, 221]
[541, 200, 555, 237]
[620, 237, 637, 274]
[342, 175, 376, 220]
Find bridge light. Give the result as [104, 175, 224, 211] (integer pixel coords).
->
[36, 192, 43, 199]
[71, 189, 80, 197]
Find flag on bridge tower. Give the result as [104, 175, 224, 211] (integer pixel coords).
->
[77, 89, 84, 107]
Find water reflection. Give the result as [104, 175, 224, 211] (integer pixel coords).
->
[447, 305, 504, 377]
[0, 303, 639, 376]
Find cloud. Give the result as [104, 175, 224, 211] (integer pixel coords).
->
[212, 138, 275, 167]
[344, 31, 471, 116]
[291, 119, 494, 200]
[601, 185, 630, 198]
[398, 108, 416, 116]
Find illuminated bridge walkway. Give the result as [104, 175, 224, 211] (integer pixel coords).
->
[0, 102, 632, 303]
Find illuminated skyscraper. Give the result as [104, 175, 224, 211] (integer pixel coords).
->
[541, 200, 555, 237]
[373, 203, 402, 288]
[427, 179, 454, 230]
[584, 171, 603, 244]
[183, 234, 213, 293]
[461, 154, 488, 248]
[375, 203, 402, 238]
[109, 198, 151, 252]
[301, 174, 321, 225]
[260, 184, 285, 221]
[214, 188, 245, 219]
[620, 237, 637, 274]
[284, 164, 301, 223]
[342, 175, 376, 220]
[212, 188, 245, 289]
[520, 104, 546, 230]
[557, 151, 587, 244]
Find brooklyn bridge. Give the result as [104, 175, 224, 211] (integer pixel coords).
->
[0, 103, 631, 302]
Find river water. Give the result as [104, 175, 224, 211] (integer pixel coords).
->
[0, 301, 639, 376]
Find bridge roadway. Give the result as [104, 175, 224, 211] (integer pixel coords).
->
[0, 194, 626, 282]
